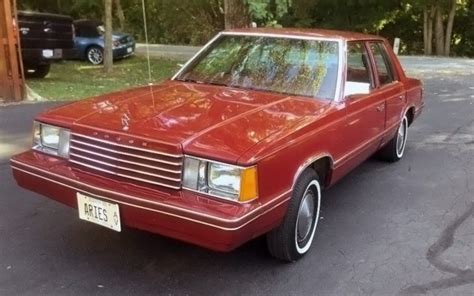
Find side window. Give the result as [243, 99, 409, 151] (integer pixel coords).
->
[369, 42, 395, 86]
[344, 42, 373, 97]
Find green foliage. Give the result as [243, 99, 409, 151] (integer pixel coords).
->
[452, 0, 474, 56]
[246, 0, 292, 26]
[16, 0, 474, 57]
[286, 0, 401, 32]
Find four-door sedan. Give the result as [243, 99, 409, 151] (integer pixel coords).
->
[11, 28, 424, 262]
[73, 20, 135, 64]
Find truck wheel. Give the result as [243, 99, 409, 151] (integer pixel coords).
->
[25, 64, 51, 79]
[266, 169, 321, 262]
[378, 115, 409, 162]
[86, 46, 104, 65]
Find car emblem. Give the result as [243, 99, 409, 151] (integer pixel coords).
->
[121, 113, 130, 131]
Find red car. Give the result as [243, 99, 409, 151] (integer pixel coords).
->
[11, 28, 424, 262]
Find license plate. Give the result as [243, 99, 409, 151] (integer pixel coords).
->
[77, 193, 121, 232]
[53, 48, 63, 58]
[127, 47, 133, 53]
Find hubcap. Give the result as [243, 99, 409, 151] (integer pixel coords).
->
[88, 48, 103, 64]
[297, 191, 315, 243]
[396, 117, 408, 157]
[294, 180, 321, 254]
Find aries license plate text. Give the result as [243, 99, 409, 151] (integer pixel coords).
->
[77, 193, 121, 232]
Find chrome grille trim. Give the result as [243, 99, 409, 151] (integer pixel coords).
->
[70, 133, 183, 190]
[70, 153, 181, 182]
[72, 133, 182, 158]
[71, 139, 182, 166]
[70, 146, 182, 174]
[70, 160, 181, 190]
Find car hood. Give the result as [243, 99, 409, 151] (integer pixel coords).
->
[38, 81, 331, 164]
[112, 32, 130, 40]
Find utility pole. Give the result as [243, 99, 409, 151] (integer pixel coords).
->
[0, 0, 25, 103]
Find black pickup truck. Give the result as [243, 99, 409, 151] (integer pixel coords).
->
[18, 11, 76, 78]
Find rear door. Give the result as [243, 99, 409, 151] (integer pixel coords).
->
[368, 41, 405, 139]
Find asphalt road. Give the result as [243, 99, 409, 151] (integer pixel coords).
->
[0, 60, 473, 295]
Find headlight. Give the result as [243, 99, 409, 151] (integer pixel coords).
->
[33, 121, 71, 158]
[183, 156, 258, 202]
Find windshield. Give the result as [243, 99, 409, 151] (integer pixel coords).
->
[176, 35, 340, 100]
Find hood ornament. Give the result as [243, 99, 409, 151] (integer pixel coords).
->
[121, 113, 130, 131]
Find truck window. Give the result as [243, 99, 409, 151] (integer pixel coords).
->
[369, 42, 395, 86]
[344, 42, 373, 97]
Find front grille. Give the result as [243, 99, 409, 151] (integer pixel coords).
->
[69, 134, 183, 190]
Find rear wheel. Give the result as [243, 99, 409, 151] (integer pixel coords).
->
[25, 64, 51, 79]
[266, 169, 321, 262]
[86, 46, 104, 65]
[379, 115, 409, 162]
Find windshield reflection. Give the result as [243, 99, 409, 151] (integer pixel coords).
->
[177, 35, 339, 100]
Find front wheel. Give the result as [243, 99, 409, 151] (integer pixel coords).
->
[266, 169, 321, 262]
[379, 115, 409, 162]
[86, 46, 104, 65]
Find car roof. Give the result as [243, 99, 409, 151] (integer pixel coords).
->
[74, 19, 103, 27]
[18, 10, 73, 22]
[225, 28, 385, 42]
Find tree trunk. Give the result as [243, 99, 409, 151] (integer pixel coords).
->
[103, 0, 113, 74]
[114, 0, 125, 31]
[423, 7, 429, 55]
[224, 0, 250, 29]
[434, 6, 445, 56]
[427, 6, 435, 55]
[444, 0, 457, 56]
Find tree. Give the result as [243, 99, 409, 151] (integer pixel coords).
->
[103, 0, 113, 73]
[417, 0, 459, 56]
[224, 0, 251, 29]
[444, 0, 457, 55]
[423, 4, 436, 55]
[114, 0, 125, 31]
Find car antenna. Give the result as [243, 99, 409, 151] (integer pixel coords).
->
[141, 0, 153, 88]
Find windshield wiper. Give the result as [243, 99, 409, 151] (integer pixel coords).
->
[175, 78, 203, 84]
[176, 78, 227, 87]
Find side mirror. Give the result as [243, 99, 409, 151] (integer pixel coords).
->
[344, 81, 371, 98]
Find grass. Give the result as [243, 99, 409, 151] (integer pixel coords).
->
[27, 56, 183, 101]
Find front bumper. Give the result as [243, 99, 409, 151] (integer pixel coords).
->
[113, 43, 135, 59]
[22, 48, 78, 64]
[11, 151, 290, 252]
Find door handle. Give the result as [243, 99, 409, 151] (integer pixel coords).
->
[376, 104, 385, 112]
[399, 95, 405, 100]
